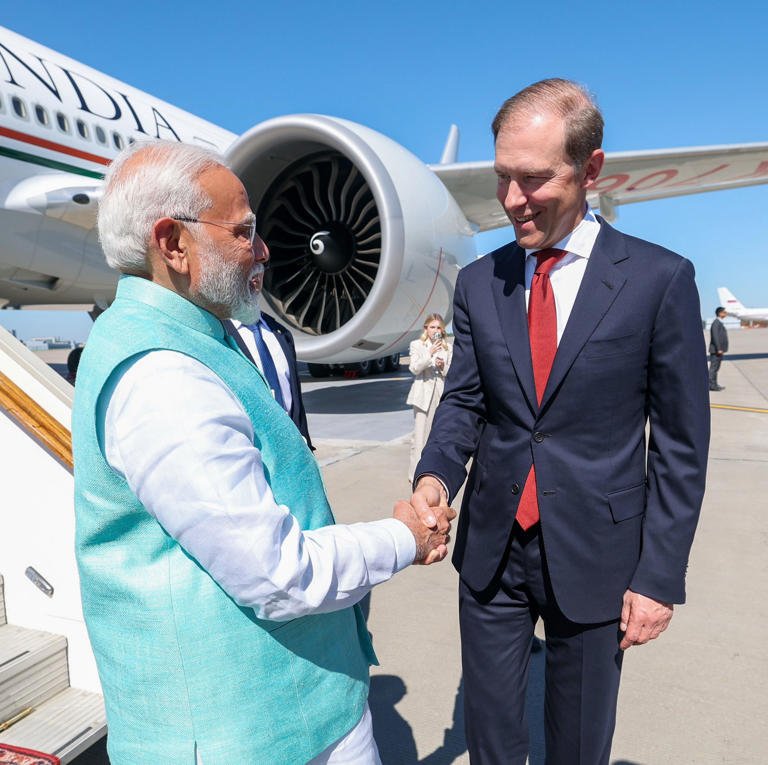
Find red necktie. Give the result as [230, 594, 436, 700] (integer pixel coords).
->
[516, 248, 566, 530]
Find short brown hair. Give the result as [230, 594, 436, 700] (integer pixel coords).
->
[491, 78, 603, 170]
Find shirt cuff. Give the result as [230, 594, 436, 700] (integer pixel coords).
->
[355, 517, 417, 572]
[414, 473, 450, 502]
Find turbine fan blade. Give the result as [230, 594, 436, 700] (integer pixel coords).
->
[258, 150, 382, 335]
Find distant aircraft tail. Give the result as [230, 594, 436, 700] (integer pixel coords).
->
[717, 287, 745, 315]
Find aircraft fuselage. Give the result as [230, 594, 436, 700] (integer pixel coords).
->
[0, 26, 234, 307]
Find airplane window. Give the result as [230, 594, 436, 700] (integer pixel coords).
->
[76, 119, 90, 140]
[112, 132, 124, 150]
[0, 93, 5, 113]
[34, 104, 50, 127]
[11, 96, 28, 120]
[56, 112, 71, 133]
[95, 125, 107, 144]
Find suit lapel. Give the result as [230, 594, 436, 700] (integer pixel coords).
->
[263, 315, 298, 417]
[491, 244, 538, 413]
[222, 319, 256, 363]
[539, 221, 628, 410]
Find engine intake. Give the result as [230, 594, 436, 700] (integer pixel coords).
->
[227, 115, 474, 363]
[258, 150, 381, 335]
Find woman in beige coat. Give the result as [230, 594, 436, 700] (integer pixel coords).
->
[407, 313, 452, 482]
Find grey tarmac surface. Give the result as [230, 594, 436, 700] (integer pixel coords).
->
[309, 329, 768, 765]
[64, 329, 767, 764]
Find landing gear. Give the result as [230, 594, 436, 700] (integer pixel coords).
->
[307, 363, 331, 378]
[384, 353, 401, 372]
[305, 354, 401, 379]
[371, 357, 388, 374]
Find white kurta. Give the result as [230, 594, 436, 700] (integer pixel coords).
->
[103, 349, 415, 763]
[102, 350, 417, 621]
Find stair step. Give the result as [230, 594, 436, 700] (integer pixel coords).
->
[0, 686, 106, 764]
[0, 624, 69, 723]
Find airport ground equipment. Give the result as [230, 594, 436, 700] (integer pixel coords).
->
[0, 575, 105, 762]
[0, 326, 105, 761]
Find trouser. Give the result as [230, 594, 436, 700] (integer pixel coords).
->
[409, 400, 438, 481]
[709, 354, 722, 387]
[309, 703, 381, 764]
[459, 524, 624, 765]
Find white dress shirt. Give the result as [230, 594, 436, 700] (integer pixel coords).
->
[231, 317, 293, 413]
[417, 208, 602, 501]
[102, 350, 416, 622]
[524, 207, 601, 343]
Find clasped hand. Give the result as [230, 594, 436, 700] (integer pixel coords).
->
[391, 476, 456, 565]
[393, 491, 455, 565]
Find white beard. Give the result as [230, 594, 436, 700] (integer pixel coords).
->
[194, 234, 262, 324]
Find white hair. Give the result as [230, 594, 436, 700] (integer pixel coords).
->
[97, 140, 226, 273]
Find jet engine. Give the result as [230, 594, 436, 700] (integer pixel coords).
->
[226, 116, 476, 364]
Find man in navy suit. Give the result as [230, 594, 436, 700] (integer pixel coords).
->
[225, 266, 313, 449]
[412, 79, 710, 763]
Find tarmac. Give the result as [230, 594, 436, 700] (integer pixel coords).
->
[64, 328, 767, 764]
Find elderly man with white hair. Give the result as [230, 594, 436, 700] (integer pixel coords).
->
[72, 140, 453, 765]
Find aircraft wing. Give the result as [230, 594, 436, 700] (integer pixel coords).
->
[430, 141, 768, 229]
[2, 173, 103, 230]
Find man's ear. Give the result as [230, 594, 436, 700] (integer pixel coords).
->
[581, 149, 605, 189]
[153, 217, 189, 275]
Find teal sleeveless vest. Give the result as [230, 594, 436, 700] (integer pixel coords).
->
[72, 276, 375, 764]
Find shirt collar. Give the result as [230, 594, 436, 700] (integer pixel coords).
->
[231, 317, 266, 332]
[525, 206, 601, 261]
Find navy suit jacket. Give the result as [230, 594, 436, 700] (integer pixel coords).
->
[416, 219, 710, 624]
[224, 315, 314, 450]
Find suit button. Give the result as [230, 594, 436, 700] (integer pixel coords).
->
[533, 431, 545, 443]
[511, 483, 520, 494]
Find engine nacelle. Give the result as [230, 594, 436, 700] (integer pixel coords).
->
[226, 115, 475, 363]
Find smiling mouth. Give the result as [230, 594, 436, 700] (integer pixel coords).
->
[514, 213, 537, 224]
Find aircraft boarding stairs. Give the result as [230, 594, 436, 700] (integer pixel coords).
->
[0, 575, 105, 761]
[0, 325, 106, 761]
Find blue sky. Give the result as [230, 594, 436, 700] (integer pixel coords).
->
[1, 1, 766, 341]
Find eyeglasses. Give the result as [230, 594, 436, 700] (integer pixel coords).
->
[173, 216, 258, 245]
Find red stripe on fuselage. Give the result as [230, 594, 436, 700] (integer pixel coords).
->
[0, 125, 111, 166]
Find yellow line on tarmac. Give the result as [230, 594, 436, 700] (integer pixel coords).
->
[711, 403, 768, 414]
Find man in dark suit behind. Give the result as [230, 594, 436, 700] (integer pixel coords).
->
[411, 79, 710, 764]
[225, 265, 313, 449]
[709, 306, 729, 391]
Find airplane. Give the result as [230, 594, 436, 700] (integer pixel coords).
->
[717, 287, 768, 322]
[2, 24, 768, 372]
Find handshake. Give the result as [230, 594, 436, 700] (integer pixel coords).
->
[394, 476, 456, 565]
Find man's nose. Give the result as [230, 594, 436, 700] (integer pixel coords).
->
[502, 180, 527, 210]
[254, 235, 270, 263]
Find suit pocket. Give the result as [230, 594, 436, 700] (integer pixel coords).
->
[584, 333, 643, 358]
[606, 483, 646, 522]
